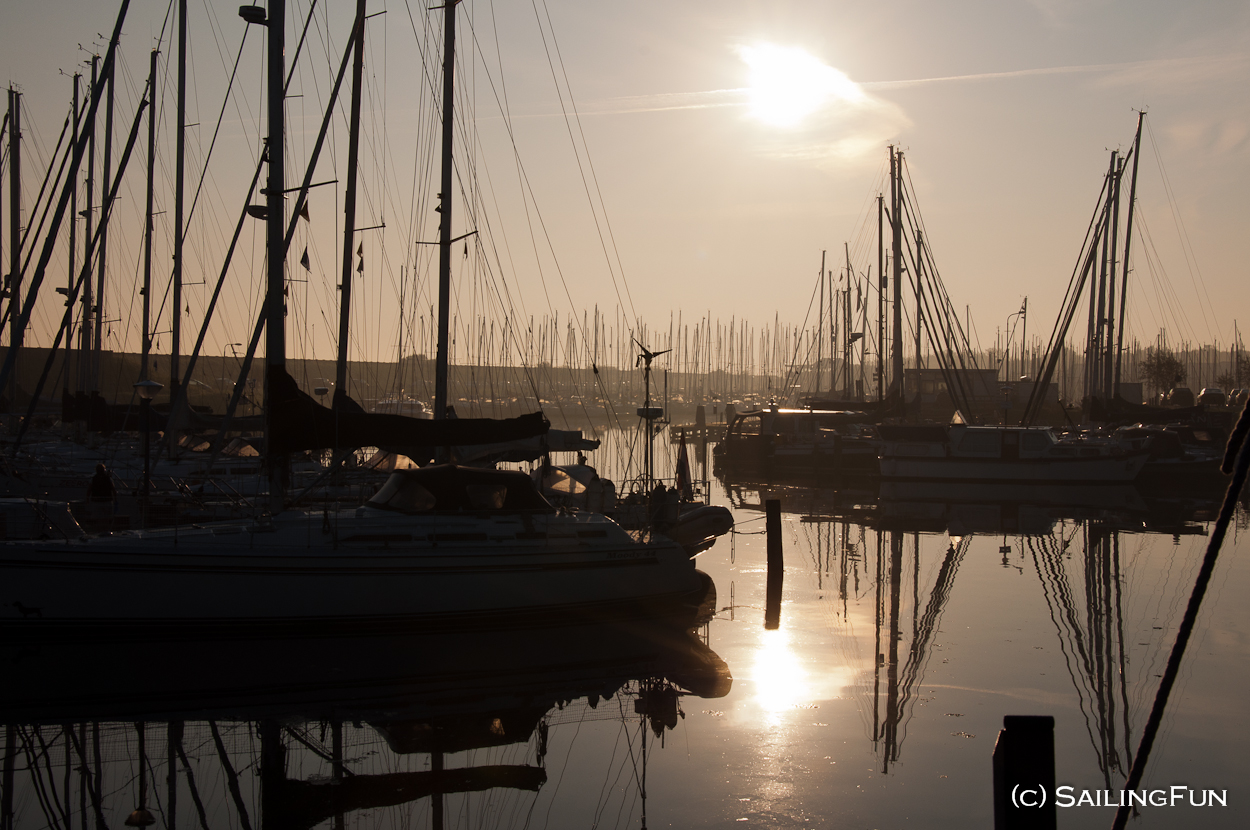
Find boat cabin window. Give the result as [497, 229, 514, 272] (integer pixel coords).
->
[776, 415, 813, 437]
[957, 430, 1000, 454]
[369, 476, 437, 513]
[735, 414, 762, 436]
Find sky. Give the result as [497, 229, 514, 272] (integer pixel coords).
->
[1, 0, 1248, 387]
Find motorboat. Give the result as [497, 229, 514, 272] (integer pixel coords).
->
[714, 406, 881, 478]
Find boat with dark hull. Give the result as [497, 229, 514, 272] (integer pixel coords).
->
[0, 590, 730, 830]
[714, 406, 881, 478]
[0, 464, 707, 636]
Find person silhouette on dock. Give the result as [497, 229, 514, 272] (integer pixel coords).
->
[87, 463, 117, 524]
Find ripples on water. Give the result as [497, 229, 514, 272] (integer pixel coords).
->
[2, 431, 1246, 828]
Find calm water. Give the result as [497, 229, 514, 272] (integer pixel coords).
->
[2, 436, 1247, 828]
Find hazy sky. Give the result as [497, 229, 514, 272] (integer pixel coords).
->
[2, 0, 1247, 378]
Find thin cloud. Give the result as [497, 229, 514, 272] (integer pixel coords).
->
[576, 53, 1248, 117]
[863, 53, 1248, 90]
[582, 88, 749, 116]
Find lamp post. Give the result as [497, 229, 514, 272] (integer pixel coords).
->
[133, 379, 163, 528]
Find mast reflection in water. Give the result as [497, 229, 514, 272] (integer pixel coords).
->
[0, 588, 730, 830]
[4, 457, 1247, 828]
[716, 473, 1241, 827]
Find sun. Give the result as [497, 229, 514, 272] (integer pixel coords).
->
[738, 43, 863, 128]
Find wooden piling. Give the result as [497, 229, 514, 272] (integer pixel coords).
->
[765, 498, 783, 629]
[992, 715, 1056, 830]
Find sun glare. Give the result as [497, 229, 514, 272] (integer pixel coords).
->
[752, 627, 809, 726]
[739, 43, 863, 128]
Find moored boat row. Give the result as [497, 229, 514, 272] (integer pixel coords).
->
[714, 403, 1231, 486]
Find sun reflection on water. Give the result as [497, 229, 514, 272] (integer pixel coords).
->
[751, 626, 809, 726]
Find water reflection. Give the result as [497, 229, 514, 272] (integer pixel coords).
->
[720, 472, 1228, 791]
[1023, 518, 1192, 796]
[724, 475, 1220, 539]
[752, 628, 809, 726]
[0, 589, 731, 829]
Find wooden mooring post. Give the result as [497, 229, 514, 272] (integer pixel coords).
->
[764, 498, 783, 629]
[992, 715, 1056, 830]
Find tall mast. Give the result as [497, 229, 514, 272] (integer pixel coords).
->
[828, 261, 835, 395]
[142, 49, 158, 382]
[1113, 112, 1145, 396]
[6, 88, 19, 403]
[1104, 154, 1122, 397]
[172, 0, 188, 398]
[1091, 151, 1115, 400]
[66, 75, 79, 397]
[265, 0, 288, 508]
[816, 251, 824, 396]
[890, 148, 904, 404]
[1, 105, 5, 337]
[914, 230, 922, 373]
[433, 0, 459, 422]
[1020, 297, 1028, 379]
[845, 242, 853, 395]
[335, 0, 368, 398]
[81, 56, 97, 395]
[877, 193, 884, 401]
[94, 31, 118, 392]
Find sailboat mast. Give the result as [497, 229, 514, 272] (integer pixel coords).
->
[94, 30, 117, 394]
[434, 0, 459, 422]
[845, 242, 852, 395]
[335, 0, 368, 397]
[1, 109, 5, 340]
[265, 0, 288, 508]
[828, 262, 836, 395]
[877, 193, 884, 401]
[81, 57, 96, 395]
[142, 49, 157, 382]
[171, 0, 187, 398]
[890, 148, 904, 403]
[1113, 112, 1145, 396]
[828, 266, 836, 395]
[914, 230, 922, 374]
[66, 75, 79, 398]
[6, 88, 19, 403]
[1104, 154, 1122, 397]
[816, 251, 824, 396]
[1091, 151, 1115, 400]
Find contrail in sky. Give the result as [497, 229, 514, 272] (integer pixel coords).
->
[862, 53, 1246, 89]
[582, 53, 1246, 115]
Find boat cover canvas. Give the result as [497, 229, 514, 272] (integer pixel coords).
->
[268, 367, 548, 454]
[61, 390, 168, 432]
